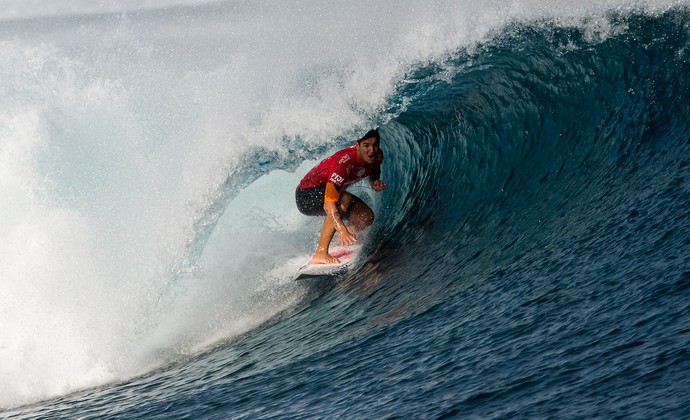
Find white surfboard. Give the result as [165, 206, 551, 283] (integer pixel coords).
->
[295, 245, 361, 280]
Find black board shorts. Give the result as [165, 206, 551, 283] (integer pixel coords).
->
[295, 187, 361, 220]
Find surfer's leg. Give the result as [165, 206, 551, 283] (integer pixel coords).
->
[311, 211, 340, 265]
[348, 201, 374, 231]
[338, 192, 373, 232]
[310, 192, 371, 264]
[312, 226, 339, 264]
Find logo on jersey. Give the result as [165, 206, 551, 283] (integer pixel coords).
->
[338, 155, 351, 164]
[356, 168, 366, 177]
[330, 173, 345, 184]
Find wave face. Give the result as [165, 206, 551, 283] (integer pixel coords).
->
[2, 1, 690, 418]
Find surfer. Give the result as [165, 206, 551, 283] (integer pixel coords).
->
[295, 129, 387, 264]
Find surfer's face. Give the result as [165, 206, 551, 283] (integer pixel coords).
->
[356, 137, 379, 164]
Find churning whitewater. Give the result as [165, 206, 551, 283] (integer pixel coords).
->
[2, 0, 689, 418]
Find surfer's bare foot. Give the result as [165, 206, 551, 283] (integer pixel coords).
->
[310, 251, 340, 265]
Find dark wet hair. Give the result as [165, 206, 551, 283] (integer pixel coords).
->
[358, 128, 380, 142]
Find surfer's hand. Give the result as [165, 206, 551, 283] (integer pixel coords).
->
[371, 179, 387, 192]
[339, 228, 357, 246]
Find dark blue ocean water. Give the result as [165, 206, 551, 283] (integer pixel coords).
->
[5, 7, 690, 420]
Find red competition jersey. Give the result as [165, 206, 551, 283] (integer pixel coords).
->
[297, 145, 383, 191]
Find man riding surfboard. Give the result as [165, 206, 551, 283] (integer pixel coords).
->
[295, 129, 387, 264]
